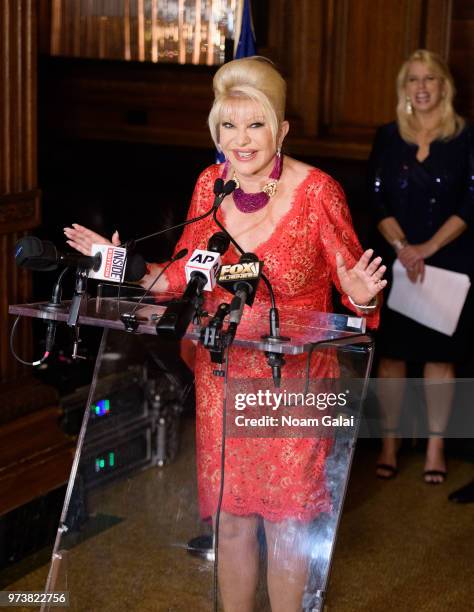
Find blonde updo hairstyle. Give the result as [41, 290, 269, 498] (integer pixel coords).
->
[208, 56, 286, 151]
[396, 49, 464, 143]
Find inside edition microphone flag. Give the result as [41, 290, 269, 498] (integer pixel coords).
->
[216, 0, 257, 163]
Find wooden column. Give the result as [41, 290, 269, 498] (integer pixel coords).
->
[0, 0, 41, 384]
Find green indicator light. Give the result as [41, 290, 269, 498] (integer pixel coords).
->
[109, 452, 115, 467]
[99, 459, 105, 468]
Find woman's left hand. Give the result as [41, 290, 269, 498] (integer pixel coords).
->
[398, 241, 435, 268]
[336, 249, 387, 306]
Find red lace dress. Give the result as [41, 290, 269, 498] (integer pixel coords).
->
[166, 164, 378, 522]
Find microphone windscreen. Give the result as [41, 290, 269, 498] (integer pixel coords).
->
[223, 180, 237, 195]
[241, 252, 259, 262]
[173, 248, 188, 261]
[207, 231, 230, 255]
[213, 178, 224, 196]
[14, 237, 58, 271]
[124, 253, 148, 282]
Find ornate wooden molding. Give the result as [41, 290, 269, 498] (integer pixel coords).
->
[0, 189, 41, 234]
[1, 0, 39, 384]
[36, 1, 468, 161]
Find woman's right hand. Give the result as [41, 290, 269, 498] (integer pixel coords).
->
[397, 245, 425, 282]
[405, 259, 425, 283]
[63, 223, 120, 256]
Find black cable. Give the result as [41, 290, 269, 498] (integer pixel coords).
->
[212, 208, 277, 309]
[119, 250, 188, 332]
[211, 207, 287, 386]
[303, 344, 316, 396]
[121, 180, 233, 250]
[9, 316, 49, 367]
[115, 179, 234, 322]
[126, 255, 182, 317]
[122, 206, 216, 249]
[213, 348, 230, 612]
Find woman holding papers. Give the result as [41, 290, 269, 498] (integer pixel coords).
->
[369, 49, 474, 484]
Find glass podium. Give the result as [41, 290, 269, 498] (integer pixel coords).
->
[9, 286, 374, 612]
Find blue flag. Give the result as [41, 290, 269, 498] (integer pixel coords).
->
[216, 1, 256, 162]
[235, 0, 256, 59]
[216, 0, 256, 163]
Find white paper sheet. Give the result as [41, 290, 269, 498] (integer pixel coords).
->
[387, 260, 471, 336]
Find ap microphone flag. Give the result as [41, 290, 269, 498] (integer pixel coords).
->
[185, 249, 222, 291]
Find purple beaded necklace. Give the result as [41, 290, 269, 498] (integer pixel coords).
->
[221, 153, 283, 213]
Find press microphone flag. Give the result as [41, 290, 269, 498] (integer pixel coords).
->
[88, 245, 147, 282]
[89, 244, 127, 282]
[217, 253, 263, 307]
[185, 249, 222, 291]
[14, 236, 147, 282]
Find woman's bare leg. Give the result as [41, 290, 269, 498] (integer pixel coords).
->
[214, 512, 259, 612]
[423, 362, 455, 483]
[264, 519, 309, 612]
[376, 357, 407, 477]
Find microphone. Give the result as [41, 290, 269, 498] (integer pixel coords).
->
[155, 269, 207, 339]
[14, 236, 147, 282]
[215, 253, 263, 344]
[208, 231, 230, 255]
[156, 232, 231, 339]
[15, 236, 100, 272]
[218, 253, 263, 309]
[209, 215, 289, 387]
[213, 178, 224, 196]
[184, 235, 229, 292]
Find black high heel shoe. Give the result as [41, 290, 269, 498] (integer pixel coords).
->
[376, 429, 401, 480]
[423, 432, 447, 485]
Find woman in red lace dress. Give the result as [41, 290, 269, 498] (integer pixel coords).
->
[65, 57, 385, 612]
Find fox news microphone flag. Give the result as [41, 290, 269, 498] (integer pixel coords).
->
[216, 0, 257, 163]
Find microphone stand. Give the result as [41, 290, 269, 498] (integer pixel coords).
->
[200, 303, 231, 365]
[39, 267, 70, 313]
[120, 250, 188, 332]
[211, 208, 289, 387]
[67, 267, 89, 360]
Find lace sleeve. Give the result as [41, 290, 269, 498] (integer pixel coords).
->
[315, 175, 380, 329]
[165, 165, 220, 292]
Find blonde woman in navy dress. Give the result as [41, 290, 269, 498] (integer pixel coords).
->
[369, 50, 474, 483]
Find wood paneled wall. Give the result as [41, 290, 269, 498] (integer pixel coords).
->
[450, 0, 474, 119]
[0, 0, 40, 383]
[37, 0, 473, 162]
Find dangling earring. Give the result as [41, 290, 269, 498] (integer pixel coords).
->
[405, 97, 413, 115]
[274, 146, 282, 176]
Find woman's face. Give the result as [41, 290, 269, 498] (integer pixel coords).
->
[218, 97, 287, 178]
[405, 60, 445, 115]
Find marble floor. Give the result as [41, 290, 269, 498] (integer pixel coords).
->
[3, 417, 473, 612]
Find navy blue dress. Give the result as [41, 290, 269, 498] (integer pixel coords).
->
[368, 122, 474, 362]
